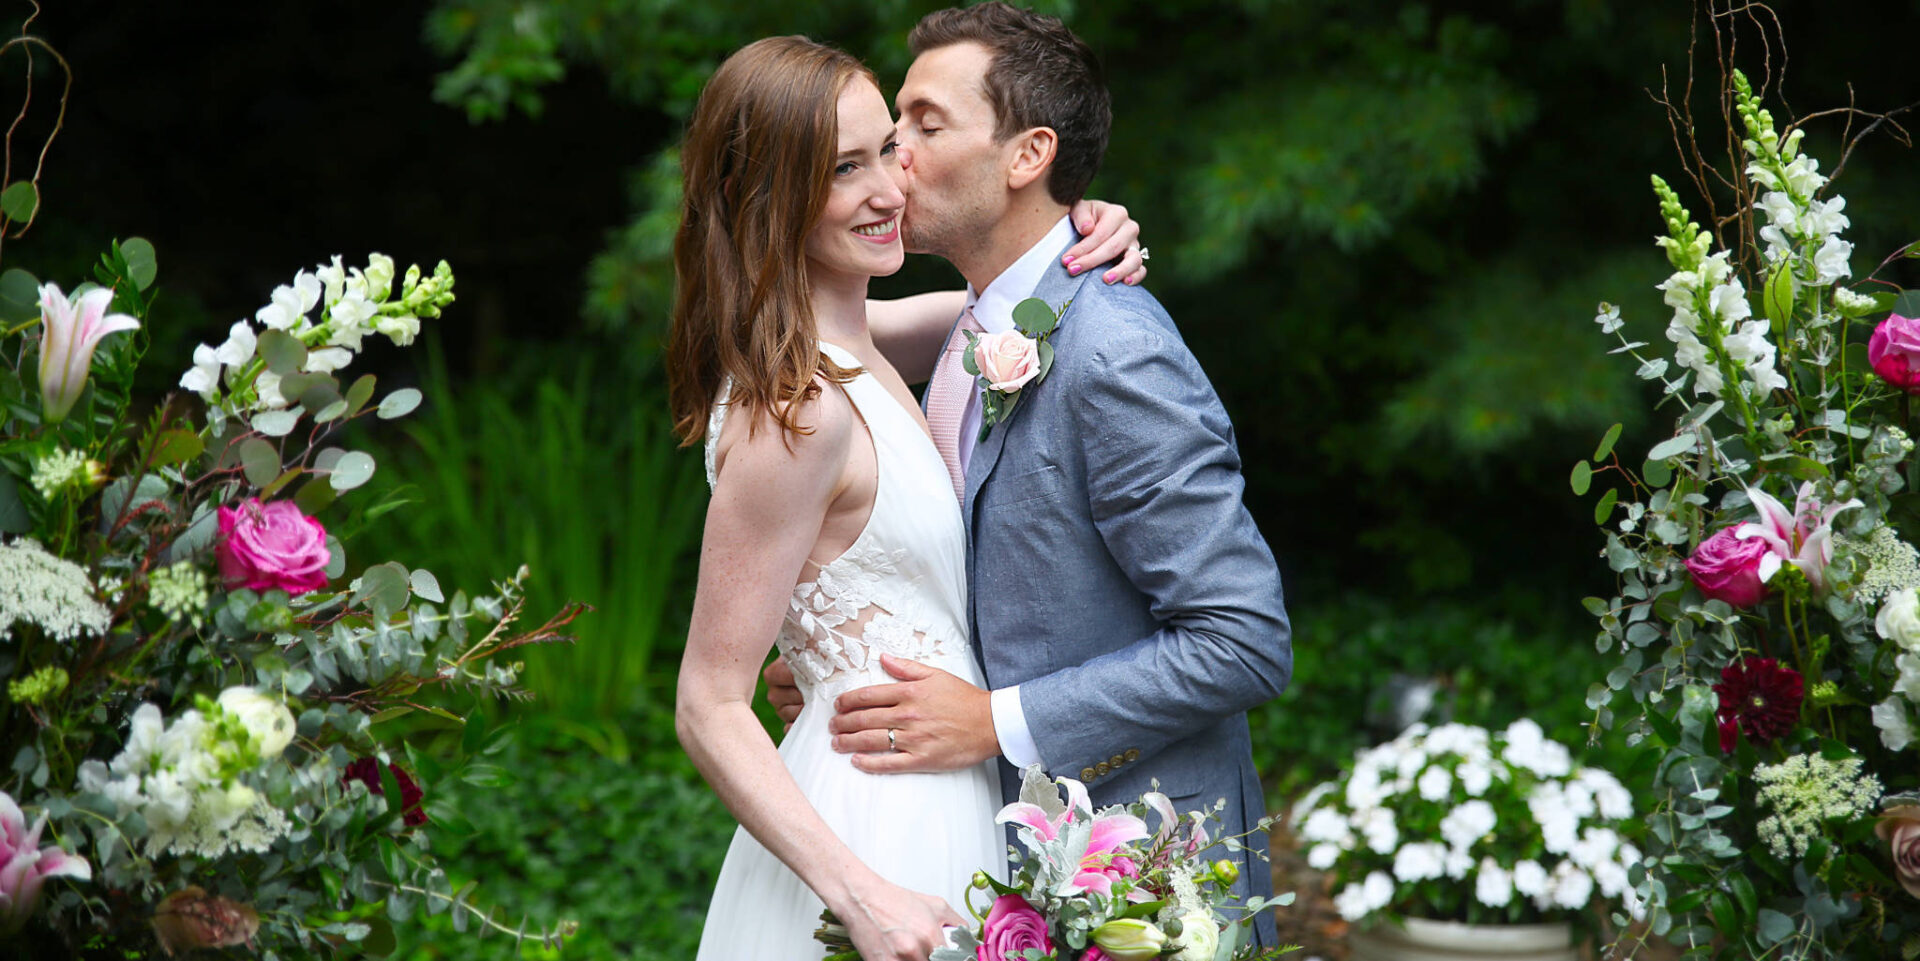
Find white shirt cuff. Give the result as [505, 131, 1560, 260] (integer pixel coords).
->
[990, 685, 1044, 770]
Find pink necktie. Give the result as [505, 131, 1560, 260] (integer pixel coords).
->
[925, 308, 983, 501]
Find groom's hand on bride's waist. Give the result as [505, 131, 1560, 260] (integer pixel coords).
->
[830, 654, 998, 774]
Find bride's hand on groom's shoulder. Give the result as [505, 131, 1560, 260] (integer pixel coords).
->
[1066, 198, 1150, 286]
[830, 654, 999, 774]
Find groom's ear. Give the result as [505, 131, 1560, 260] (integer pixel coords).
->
[1005, 126, 1060, 192]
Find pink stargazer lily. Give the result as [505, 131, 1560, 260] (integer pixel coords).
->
[996, 776, 1094, 842]
[37, 283, 140, 424]
[1064, 812, 1152, 898]
[1734, 482, 1861, 594]
[0, 790, 92, 935]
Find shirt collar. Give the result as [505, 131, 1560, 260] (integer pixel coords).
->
[964, 215, 1076, 334]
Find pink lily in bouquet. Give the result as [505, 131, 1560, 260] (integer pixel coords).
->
[997, 776, 1155, 899]
[1, 790, 91, 936]
[37, 282, 140, 424]
[1735, 481, 1861, 594]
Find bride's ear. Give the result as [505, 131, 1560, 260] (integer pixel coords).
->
[1006, 127, 1059, 192]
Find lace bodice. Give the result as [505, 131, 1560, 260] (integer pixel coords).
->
[704, 344, 976, 702]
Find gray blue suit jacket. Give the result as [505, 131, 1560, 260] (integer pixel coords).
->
[952, 237, 1292, 944]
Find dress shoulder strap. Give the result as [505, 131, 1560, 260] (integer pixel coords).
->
[703, 378, 732, 490]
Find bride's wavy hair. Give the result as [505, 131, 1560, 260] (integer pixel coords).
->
[668, 36, 870, 447]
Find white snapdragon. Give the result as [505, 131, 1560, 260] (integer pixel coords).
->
[256, 271, 321, 331]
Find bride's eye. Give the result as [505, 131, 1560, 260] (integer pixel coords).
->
[835, 161, 857, 177]
[880, 141, 899, 158]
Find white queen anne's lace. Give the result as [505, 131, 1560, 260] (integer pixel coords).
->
[1, 537, 110, 642]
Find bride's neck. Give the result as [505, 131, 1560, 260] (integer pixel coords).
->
[809, 270, 872, 349]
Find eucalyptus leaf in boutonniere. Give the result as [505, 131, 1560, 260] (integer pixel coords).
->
[961, 297, 1065, 442]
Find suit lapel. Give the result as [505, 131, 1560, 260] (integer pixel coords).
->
[961, 253, 1094, 518]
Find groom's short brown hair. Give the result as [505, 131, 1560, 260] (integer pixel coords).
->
[909, 2, 1110, 205]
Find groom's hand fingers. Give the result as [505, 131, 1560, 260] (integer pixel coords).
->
[763, 657, 805, 725]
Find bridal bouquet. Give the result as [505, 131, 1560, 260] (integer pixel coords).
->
[0, 241, 581, 958]
[1290, 721, 1643, 932]
[1574, 64, 1920, 958]
[819, 769, 1297, 960]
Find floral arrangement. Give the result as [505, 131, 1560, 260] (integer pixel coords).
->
[817, 768, 1296, 960]
[1574, 61, 1920, 958]
[0, 238, 583, 958]
[1290, 721, 1643, 934]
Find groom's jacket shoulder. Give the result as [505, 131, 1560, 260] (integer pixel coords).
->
[1044, 279, 1236, 433]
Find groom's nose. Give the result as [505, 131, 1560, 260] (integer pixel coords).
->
[896, 143, 914, 170]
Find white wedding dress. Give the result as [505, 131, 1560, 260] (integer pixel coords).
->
[693, 342, 1004, 960]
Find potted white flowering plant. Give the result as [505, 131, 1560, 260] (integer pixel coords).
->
[1570, 31, 1920, 959]
[1291, 721, 1643, 961]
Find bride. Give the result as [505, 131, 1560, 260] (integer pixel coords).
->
[667, 36, 1145, 961]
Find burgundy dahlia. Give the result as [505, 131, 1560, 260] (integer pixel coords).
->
[1712, 658, 1804, 752]
[342, 758, 427, 827]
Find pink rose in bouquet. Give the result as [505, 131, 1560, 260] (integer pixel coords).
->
[1877, 803, 1920, 899]
[1685, 526, 1772, 607]
[216, 498, 331, 595]
[973, 330, 1042, 393]
[979, 893, 1051, 961]
[1869, 313, 1920, 394]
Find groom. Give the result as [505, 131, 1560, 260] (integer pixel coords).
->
[771, 2, 1292, 943]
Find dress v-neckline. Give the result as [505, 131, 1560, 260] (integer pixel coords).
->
[819, 340, 940, 449]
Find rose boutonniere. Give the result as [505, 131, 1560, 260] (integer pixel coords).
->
[962, 297, 1064, 442]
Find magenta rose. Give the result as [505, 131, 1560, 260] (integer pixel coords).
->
[1869, 313, 1920, 394]
[978, 894, 1050, 961]
[1081, 951, 1111, 961]
[1685, 526, 1772, 607]
[216, 498, 331, 595]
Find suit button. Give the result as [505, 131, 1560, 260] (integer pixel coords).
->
[1081, 767, 1097, 781]
[1125, 749, 1140, 762]
[1109, 754, 1125, 768]
[1096, 762, 1111, 776]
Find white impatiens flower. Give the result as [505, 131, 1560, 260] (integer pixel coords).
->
[1577, 769, 1634, 820]
[1546, 860, 1595, 910]
[1307, 844, 1340, 870]
[1333, 871, 1397, 922]
[1416, 765, 1453, 802]
[1502, 719, 1572, 777]
[256, 270, 321, 330]
[1, 538, 110, 642]
[1392, 841, 1448, 883]
[1568, 827, 1621, 870]
[1475, 859, 1514, 907]
[1512, 859, 1549, 899]
[1300, 807, 1352, 846]
[1355, 807, 1398, 855]
[1457, 757, 1496, 796]
[1439, 800, 1498, 852]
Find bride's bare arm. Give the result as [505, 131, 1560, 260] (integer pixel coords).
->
[866, 198, 1149, 385]
[674, 391, 961, 961]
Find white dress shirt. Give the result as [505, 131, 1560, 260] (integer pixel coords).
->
[969, 215, 1076, 773]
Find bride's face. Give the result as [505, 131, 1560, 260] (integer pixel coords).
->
[805, 78, 907, 283]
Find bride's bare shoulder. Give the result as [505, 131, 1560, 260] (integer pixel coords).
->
[709, 382, 856, 499]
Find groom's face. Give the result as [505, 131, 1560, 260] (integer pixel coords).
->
[893, 42, 1009, 260]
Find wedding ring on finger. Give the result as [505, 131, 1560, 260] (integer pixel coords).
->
[887, 728, 898, 752]
[1138, 245, 1150, 262]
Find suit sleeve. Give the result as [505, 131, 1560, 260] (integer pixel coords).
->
[1017, 322, 1293, 778]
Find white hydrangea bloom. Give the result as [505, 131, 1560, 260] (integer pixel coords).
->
[0, 537, 111, 642]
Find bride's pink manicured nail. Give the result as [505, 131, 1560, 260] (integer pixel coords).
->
[1103, 270, 1116, 282]
[1062, 255, 1075, 266]
[1069, 264, 1082, 275]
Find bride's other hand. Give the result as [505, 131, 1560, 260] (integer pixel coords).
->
[1065, 198, 1149, 286]
[830, 874, 966, 961]
[763, 655, 805, 727]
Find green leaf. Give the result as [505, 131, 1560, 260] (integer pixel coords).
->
[0, 181, 38, 222]
[346, 374, 378, 416]
[240, 438, 281, 487]
[1570, 460, 1592, 496]
[1036, 339, 1054, 383]
[1728, 871, 1757, 925]
[1643, 456, 1673, 488]
[314, 399, 350, 423]
[360, 918, 397, 957]
[120, 237, 158, 290]
[1012, 297, 1058, 336]
[149, 429, 204, 468]
[0, 268, 38, 324]
[294, 477, 337, 515]
[330, 451, 376, 491]
[409, 569, 445, 604]
[251, 409, 300, 438]
[1707, 891, 1740, 937]
[1593, 423, 1623, 462]
[1593, 487, 1618, 525]
[257, 329, 307, 376]
[1646, 709, 1681, 747]
[357, 561, 410, 615]
[1896, 289, 1920, 319]
[1756, 908, 1794, 946]
[0, 473, 29, 533]
[1762, 266, 1794, 336]
[960, 333, 981, 377]
[1647, 432, 1699, 461]
[377, 388, 422, 420]
[262, 467, 303, 498]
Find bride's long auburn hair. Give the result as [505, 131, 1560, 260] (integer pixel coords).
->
[668, 36, 871, 447]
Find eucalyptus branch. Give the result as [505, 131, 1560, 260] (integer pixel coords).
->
[0, 7, 73, 259]
[363, 879, 579, 947]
